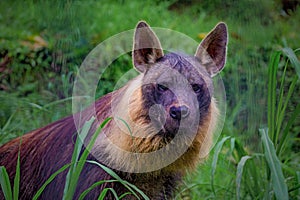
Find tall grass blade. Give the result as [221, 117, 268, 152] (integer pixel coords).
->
[63, 117, 112, 200]
[119, 192, 132, 199]
[275, 75, 298, 145]
[267, 52, 281, 143]
[277, 103, 300, 156]
[211, 136, 231, 195]
[1, 111, 16, 132]
[28, 103, 49, 112]
[87, 160, 149, 200]
[0, 166, 13, 200]
[43, 97, 75, 109]
[275, 58, 288, 144]
[229, 137, 235, 158]
[78, 180, 118, 200]
[63, 116, 95, 197]
[297, 171, 300, 196]
[98, 188, 119, 200]
[274, 48, 300, 155]
[260, 128, 288, 199]
[13, 146, 21, 200]
[233, 139, 248, 160]
[32, 163, 72, 200]
[236, 155, 252, 200]
[282, 47, 300, 78]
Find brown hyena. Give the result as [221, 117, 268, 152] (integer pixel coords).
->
[0, 21, 228, 199]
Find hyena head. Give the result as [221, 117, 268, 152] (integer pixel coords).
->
[131, 21, 227, 143]
[103, 21, 227, 173]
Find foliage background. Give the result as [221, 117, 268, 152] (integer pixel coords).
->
[0, 0, 299, 199]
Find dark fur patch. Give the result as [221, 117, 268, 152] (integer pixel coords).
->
[141, 52, 212, 138]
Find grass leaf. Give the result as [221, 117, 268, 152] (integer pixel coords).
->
[1, 111, 17, 132]
[277, 103, 300, 156]
[275, 75, 298, 145]
[211, 136, 231, 195]
[98, 188, 119, 200]
[275, 57, 288, 143]
[118, 192, 132, 199]
[32, 163, 72, 200]
[63, 117, 112, 200]
[87, 160, 149, 200]
[78, 180, 118, 200]
[236, 155, 252, 200]
[282, 47, 300, 78]
[13, 145, 21, 200]
[267, 51, 281, 143]
[260, 128, 289, 199]
[63, 116, 95, 197]
[0, 166, 13, 200]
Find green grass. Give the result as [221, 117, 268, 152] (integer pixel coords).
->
[0, 0, 299, 199]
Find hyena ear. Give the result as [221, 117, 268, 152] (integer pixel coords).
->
[195, 22, 228, 77]
[133, 21, 164, 73]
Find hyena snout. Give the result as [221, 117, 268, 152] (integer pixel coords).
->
[169, 105, 190, 120]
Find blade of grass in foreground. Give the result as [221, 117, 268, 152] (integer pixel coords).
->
[275, 75, 298, 146]
[78, 180, 118, 200]
[13, 145, 21, 200]
[267, 52, 281, 143]
[63, 117, 112, 200]
[211, 136, 231, 195]
[33, 117, 111, 200]
[98, 188, 119, 200]
[282, 47, 300, 78]
[277, 102, 300, 156]
[32, 163, 72, 200]
[260, 128, 288, 200]
[236, 155, 252, 200]
[87, 160, 149, 200]
[63, 116, 95, 197]
[0, 166, 13, 200]
[0, 140, 21, 200]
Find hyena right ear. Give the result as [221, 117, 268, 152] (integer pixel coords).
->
[133, 21, 164, 73]
[195, 22, 228, 77]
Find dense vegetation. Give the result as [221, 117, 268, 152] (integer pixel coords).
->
[0, 0, 299, 199]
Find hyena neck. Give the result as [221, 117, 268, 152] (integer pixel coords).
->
[120, 169, 183, 199]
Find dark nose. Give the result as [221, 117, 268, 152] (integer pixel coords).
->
[169, 105, 190, 120]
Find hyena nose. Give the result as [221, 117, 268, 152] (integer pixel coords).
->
[169, 105, 190, 120]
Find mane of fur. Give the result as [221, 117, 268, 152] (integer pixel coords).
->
[91, 75, 219, 175]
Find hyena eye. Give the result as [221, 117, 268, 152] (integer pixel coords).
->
[157, 84, 168, 92]
[191, 84, 202, 93]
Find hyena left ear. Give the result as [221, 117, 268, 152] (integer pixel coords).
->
[133, 21, 164, 73]
[195, 22, 228, 77]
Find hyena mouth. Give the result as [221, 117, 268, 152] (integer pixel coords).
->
[148, 103, 196, 139]
[157, 117, 196, 140]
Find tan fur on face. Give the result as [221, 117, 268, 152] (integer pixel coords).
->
[167, 98, 219, 173]
[92, 78, 219, 173]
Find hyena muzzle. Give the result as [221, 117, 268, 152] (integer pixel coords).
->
[0, 21, 228, 199]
